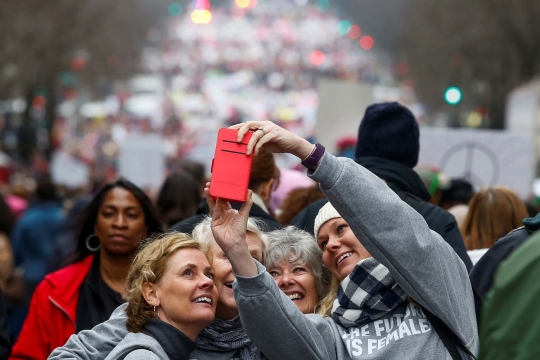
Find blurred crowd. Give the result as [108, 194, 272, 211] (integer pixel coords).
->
[33, 1, 412, 188]
[0, 102, 535, 359]
[0, 2, 536, 360]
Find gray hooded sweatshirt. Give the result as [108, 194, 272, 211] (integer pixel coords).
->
[48, 305, 243, 360]
[232, 152, 477, 360]
[104, 332, 168, 360]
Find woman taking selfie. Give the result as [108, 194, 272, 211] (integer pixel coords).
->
[105, 233, 218, 359]
[206, 119, 477, 360]
[12, 179, 162, 360]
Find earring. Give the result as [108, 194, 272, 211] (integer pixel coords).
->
[153, 305, 159, 318]
[85, 234, 101, 252]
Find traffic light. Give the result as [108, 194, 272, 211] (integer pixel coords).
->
[444, 87, 462, 105]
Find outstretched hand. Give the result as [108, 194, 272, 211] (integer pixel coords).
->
[204, 183, 258, 277]
[230, 120, 314, 160]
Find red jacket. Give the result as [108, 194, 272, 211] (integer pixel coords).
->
[10, 256, 93, 360]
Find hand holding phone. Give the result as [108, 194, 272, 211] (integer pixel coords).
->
[209, 128, 254, 202]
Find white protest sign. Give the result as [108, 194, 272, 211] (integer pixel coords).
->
[118, 134, 165, 191]
[50, 151, 90, 188]
[418, 128, 534, 199]
[315, 80, 374, 153]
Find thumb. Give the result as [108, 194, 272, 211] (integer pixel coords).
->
[238, 190, 254, 220]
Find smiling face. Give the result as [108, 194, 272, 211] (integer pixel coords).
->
[94, 187, 148, 256]
[317, 217, 371, 281]
[209, 232, 264, 320]
[152, 248, 218, 340]
[268, 258, 319, 314]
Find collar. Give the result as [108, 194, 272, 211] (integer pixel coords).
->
[47, 255, 94, 323]
[143, 318, 196, 360]
[524, 212, 540, 234]
[251, 192, 269, 215]
[355, 156, 431, 201]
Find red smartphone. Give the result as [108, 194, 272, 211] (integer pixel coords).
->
[209, 128, 254, 202]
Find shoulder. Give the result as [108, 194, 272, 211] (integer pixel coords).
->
[108, 333, 165, 360]
[405, 197, 456, 231]
[478, 227, 529, 262]
[123, 349, 161, 360]
[42, 256, 93, 286]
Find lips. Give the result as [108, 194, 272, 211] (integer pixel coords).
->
[192, 295, 214, 306]
[335, 252, 353, 266]
[285, 292, 304, 301]
[110, 234, 129, 241]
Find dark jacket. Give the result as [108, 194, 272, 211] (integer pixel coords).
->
[11, 202, 64, 284]
[478, 231, 540, 360]
[292, 156, 472, 271]
[0, 287, 11, 360]
[469, 212, 540, 325]
[170, 199, 283, 234]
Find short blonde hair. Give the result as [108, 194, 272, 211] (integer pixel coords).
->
[125, 232, 212, 332]
[192, 217, 267, 257]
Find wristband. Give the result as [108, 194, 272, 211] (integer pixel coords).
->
[301, 143, 325, 169]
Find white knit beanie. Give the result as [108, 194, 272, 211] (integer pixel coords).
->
[314, 202, 342, 239]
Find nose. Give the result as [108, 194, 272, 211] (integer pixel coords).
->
[112, 214, 128, 228]
[326, 236, 341, 252]
[278, 271, 295, 289]
[199, 274, 214, 289]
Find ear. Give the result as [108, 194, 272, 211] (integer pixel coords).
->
[258, 178, 275, 204]
[142, 282, 160, 306]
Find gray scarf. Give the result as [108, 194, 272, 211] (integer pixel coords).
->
[332, 257, 408, 328]
[196, 316, 264, 360]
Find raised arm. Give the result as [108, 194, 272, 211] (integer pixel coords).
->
[233, 120, 477, 353]
[205, 184, 337, 360]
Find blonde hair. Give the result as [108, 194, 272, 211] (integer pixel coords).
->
[460, 186, 528, 250]
[125, 232, 212, 332]
[315, 277, 339, 317]
[192, 217, 268, 258]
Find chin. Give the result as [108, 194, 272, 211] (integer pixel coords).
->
[220, 295, 237, 308]
[338, 264, 356, 280]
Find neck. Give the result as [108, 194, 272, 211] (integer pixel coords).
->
[157, 312, 205, 341]
[99, 251, 133, 298]
[173, 323, 203, 342]
[215, 304, 239, 321]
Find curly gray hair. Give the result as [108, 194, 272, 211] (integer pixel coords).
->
[263, 226, 328, 299]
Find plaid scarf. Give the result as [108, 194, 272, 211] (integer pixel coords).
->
[196, 316, 264, 360]
[332, 257, 408, 328]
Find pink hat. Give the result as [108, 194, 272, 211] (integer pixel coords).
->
[270, 168, 315, 213]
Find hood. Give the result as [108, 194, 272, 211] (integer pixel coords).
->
[355, 156, 431, 202]
[523, 212, 540, 234]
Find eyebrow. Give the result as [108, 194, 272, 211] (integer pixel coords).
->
[182, 264, 213, 272]
[102, 205, 140, 211]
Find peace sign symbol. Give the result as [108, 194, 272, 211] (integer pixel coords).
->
[439, 141, 500, 188]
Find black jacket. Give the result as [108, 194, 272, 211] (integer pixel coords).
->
[0, 287, 11, 360]
[292, 156, 472, 271]
[469, 212, 540, 325]
[170, 199, 283, 234]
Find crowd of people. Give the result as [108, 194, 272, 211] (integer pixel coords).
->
[21, 0, 418, 191]
[0, 102, 535, 359]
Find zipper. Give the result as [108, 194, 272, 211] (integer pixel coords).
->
[48, 296, 76, 329]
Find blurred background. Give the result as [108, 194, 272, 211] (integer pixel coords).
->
[0, 0, 539, 199]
